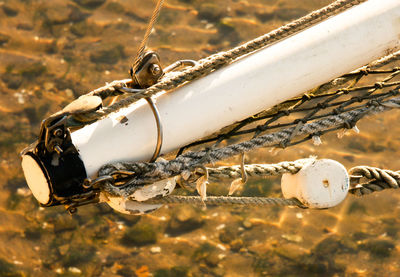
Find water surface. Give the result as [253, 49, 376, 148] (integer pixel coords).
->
[0, 0, 399, 276]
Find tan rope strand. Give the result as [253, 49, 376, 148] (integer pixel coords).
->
[83, 0, 368, 121]
[207, 161, 304, 180]
[146, 195, 304, 207]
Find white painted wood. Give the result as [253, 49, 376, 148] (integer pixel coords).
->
[281, 159, 349, 208]
[21, 155, 51, 204]
[71, 0, 400, 177]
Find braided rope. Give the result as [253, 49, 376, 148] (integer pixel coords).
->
[80, 0, 368, 122]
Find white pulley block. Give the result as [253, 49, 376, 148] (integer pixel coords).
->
[281, 159, 349, 209]
[100, 177, 176, 215]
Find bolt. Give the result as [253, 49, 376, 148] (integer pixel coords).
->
[82, 178, 92, 189]
[53, 129, 63, 137]
[54, 145, 63, 155]
[149, 63, 161, 76]
[67, 207, 77, 215]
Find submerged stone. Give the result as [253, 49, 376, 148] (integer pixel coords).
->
[274, 244, 307, 262]
[0, 258, 24, 277]
[121, 223, 157, 246]
[359, 239, 395, 258]
[116, 266, 135, 277]
[17, 23, 34, 30]
[73, 0, 106, 9]
[2, 5, 19, 17]
[166, 206, 204, 236]
[347, 200, 367, 214]
[53, 214, 78, 233]
[198, 3, 225, 23]
[351, 231, 370, 241]
[154, 266, 189, 277]
[90, 44, 125, 65]
[105, 2, 125, 14]
[0, 33, 10, 47]
[229, 238, 244, 252]
[68, 6, 90, 23]
[219, 229, 235, 244]
[24, 225, 42, 240]
[313, 236, 345, 256]
[255, 12, 274, 23]
[1, 73, 23, 90]
[19, 62, 47, 79]
[6, 193, 23, 210]
[62, 244, 96, 267]
[70, 21, 101, 37]
[192, 243, 217, 265]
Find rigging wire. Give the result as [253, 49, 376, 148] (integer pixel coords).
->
[131, 0, 164, 75]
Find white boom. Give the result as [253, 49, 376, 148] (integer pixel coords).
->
[71, 0, 400, 177]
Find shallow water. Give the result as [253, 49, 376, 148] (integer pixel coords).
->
[1, 0, 400, 276]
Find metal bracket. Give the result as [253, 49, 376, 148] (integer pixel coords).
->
[130, 51, 164, 88]
[33, 115, 70, 158]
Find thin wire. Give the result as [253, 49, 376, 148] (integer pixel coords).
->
[131, 0, 165, 74]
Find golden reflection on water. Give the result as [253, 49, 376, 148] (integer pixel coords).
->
[0, 0, 400, 276]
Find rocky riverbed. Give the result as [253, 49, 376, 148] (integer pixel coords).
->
[0, 0, 400, 276]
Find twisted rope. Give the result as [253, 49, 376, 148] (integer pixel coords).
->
[123, 164, 400, 210]
[98, 91, 400, 196]
[207, 161, 303, 181]
[349, 166, 400, 196]
[80, 0, 368, 121]
[310, 50, 400, 97]
[83, 49, 400, 104]
[86, 79, 132, 99]
[146, 195, 304, 207]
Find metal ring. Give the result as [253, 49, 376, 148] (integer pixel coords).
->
[164, 59, 198, 73]
[115, 87, 163, 162]
[145, 97, 163, 162]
